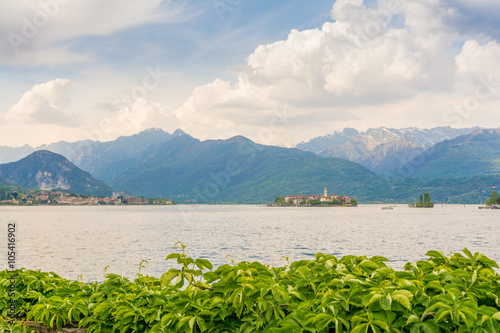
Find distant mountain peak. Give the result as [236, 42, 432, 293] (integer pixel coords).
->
[342, 128, 359, 136]
[141, 128, 166, 133]
[173, 128, 188, 136]
[225, 135, 252, 143]
[470, 128, 500, 136]
[29, 150, 67, 161]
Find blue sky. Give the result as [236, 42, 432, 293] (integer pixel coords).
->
[1, 0, 500, 147]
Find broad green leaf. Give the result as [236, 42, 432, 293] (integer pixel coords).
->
[425, 250, 446, 260]
[189, 317, 196, 331]
[165, 253, 180, 260]
[392, 294, 411, 310]
[462, 248, 473, 260]
[373, 319, 390, 330]
[195, 259, 213, 270]
[363, 293, 383, 307]
[178, 316, 192, 329]
[197, 317, 208, 332]
[359, 260, 380, 270]
[380, 295, 392, 311]
[160, 268, 179, 287]
[351, 323, 369, 333]
[434, 310, 451, 323]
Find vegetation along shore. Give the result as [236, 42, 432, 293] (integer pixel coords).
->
[1, 247, 499, 332]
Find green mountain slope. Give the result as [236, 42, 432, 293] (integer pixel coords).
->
[109, 133, 500, 204]
[110, 135, 384, 203]
[0, 151, 112, 196]
[391, 129, 500, 178]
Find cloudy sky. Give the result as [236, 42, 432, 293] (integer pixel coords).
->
[1, 0, 500, 148]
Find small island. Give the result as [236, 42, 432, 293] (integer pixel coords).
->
[270, 187, 357, 207]
[409, 193, 434, 208]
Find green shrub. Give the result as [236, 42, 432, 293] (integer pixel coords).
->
[1, 246, 499, 332]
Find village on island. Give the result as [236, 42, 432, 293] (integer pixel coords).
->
[271, 187, 357, 207]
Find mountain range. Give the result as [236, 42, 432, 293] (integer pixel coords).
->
[1, 127, 499, 203]
[108, 134, 384, 203]
[37, 128, 181, 183]
[296, 126, 480, 175]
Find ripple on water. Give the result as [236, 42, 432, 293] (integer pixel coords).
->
[2, 205, 499, 282]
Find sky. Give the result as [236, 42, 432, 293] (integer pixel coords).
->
[1, 0, 500, 148]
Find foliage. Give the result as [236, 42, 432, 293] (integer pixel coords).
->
[486, 191, 500, 206]
[409, 193, 434, 208]
[0, 317, 32, 333]
[0, 188, 8, 201]
[1, 248, 500, 332]
[274, 197, 285, 203]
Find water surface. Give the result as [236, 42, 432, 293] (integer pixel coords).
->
[0, 204, 498, 281]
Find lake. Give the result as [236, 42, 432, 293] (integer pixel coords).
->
[1, 204, 498, 282]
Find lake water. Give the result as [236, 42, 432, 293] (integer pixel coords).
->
[1, 204, 498, 282]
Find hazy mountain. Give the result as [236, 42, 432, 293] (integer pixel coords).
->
[295, 128, 359, 153]
[107, 133, 500, 204]
[0, 150, 112, 196]
[64, 128, 177, 183]
[110, 134, 384, 203]
[37, 140, 99, 165]
[297, 126, 480, 175]
[0, 145, 35, 164]
[392, 128, 500, 179]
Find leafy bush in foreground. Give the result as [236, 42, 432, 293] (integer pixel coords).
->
[1, 246, 500, 332]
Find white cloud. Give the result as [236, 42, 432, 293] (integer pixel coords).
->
[456, 40, 500, 81]
[86, 98, 180, 142]
[176, 0, 479, 144]
[0, 0, 184, 66]
[5, 78, 81, 127]
[2, 0, 500, 147]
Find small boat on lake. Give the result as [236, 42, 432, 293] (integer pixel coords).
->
[381, 206, 393, 210]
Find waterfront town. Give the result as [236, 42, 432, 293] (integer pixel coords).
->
[272, 187, 356, 206]
[0, 189, 174, 206]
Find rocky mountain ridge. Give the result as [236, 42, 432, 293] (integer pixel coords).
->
[296, 126, 481, 175]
